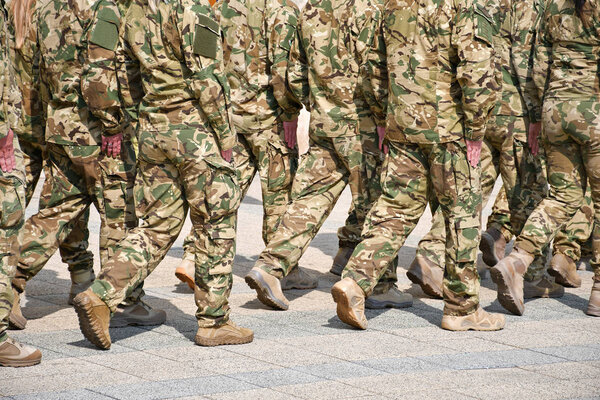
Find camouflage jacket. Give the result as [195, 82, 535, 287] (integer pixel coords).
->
[287, 0, 382, 138]
[123, 0, 235, 151]
[9, 0, 45, 145]
[220, 0, 302, 133]
[530, 0, 600, 120]
[366, 0, 496, 143]
[487, 0, 539, 119]
[0, 1, 20, 141]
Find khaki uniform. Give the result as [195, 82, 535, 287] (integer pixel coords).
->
[88, 0, 241, 327]
[342, 0, 496, 316]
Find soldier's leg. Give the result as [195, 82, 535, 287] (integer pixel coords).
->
[19, 140, 44, 205]
[486, 188, 513, 244]
[552, 189, 593, 261]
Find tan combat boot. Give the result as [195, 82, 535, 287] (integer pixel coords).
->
[586, 280, 600, 317]
[548, 253, 582, 288]
[8, 288, 26, 330]
[281, 267, 318, 290]
[406, 255, 443, 299]
[331, 277, 367, 329]
[0, 337, 42, 367]
[110, 301, 167, 328]
[365, 287, 413, 309]
[195, 320, 254, 346]
[441, 307, 505, 331]
[329, 246, 355, 276]
[523, 276, 565, 299]
[490, 248, 533, 316]
[72, 289, 111, 350]
[174, 259, 195, 290]
[479, 227, 507, 267]
[68, 268, 96, 305]
[245, 267, 289, 310]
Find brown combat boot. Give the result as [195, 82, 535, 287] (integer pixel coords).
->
[281, 267, 318, 290]
[0, 337, 42, 367]
[523, 276, 565, 299]
[365, 287, 413, 309]
[479, 227, 507, 267]
[406, 255, 443, 299]
[174, 259, 195, 290]
[68, 269, 96, 305]
[548, 253, 582, 288]
[586, 280, 600, 317]
[441, 307, 505, 331]
[195, 320, 254, 346]
[490, 248, 533, 315]
[331, 278, 367, 329]
[72, 289, 111, 350]
[245, 267, 289, 310]
[8, 288, 26, 330]
[110, 301, 167, 328]
[330, 246, 355, 276]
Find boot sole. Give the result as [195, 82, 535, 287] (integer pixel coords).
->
[479, 232, 500, 267]
[548, 266, 581, 288]
[195, 332, 254, 347]
[406, 269, 443, 299]
[441, 317, 504, 331]
[523, 287, 565, 299]
[281, 282, 318, 291]
[586, 303, 600, 317]
[329, 263, 344, 276]
[110, 314, 167, 328]
[0, 356, 42, 367]
[72, 296, 111, 350]
[244, 271, 288, 311]
[365, 298, 412, 310]
[8, 313, 26, 330]
[331, 285, 367, 330]
[490, 267, 524, 316]
[175, 267, 195, 291]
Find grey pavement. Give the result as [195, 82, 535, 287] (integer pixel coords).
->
[2, 171, 600, 400]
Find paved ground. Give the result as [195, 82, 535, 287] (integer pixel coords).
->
[2, 153, 600, 399]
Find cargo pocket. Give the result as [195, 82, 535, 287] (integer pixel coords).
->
[100, 157, 131, 227]
[204, 156, 241, 228]
[0, 176, 25, 229]
[266, 141, 296, 192]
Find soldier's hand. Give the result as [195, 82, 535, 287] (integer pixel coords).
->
[283, 119, 298, 149]
[528, 122, 541, 156]
[377, 126, 388, 154]
[466, 139, 482, 168]
[0, 128, 16, 173]
[221, 149, 233, 163]
[102, 133, 123, 158]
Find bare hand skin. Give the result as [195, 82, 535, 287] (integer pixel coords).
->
[377, 126, 388, 155]
[283, 118, 298, 149]
[528, 122, 541, 156]
[102, 133, 123, 158]
[221, 149, 233, 163]
[466, 139, 482, 168]
[0, 128, 16, 173]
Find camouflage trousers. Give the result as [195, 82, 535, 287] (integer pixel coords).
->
[89, 126, 241, 327]
[342, 140, 482, 316]
[181, 123, 297, 261]
[18, 139, 94, 277]
[487, 172, 594, 262]
[516, 99, 600, 280]
[255, 131, 397, 290]
[415, 115, 551, 281]
[0, 134, 26, 338]
[11, 141, 140, 300]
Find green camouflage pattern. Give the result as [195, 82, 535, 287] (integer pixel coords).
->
[0, 5, 25, 337]
[342, 141, 482, 316]
[515, 1, 600, 281]
[89, 0, 240, 327]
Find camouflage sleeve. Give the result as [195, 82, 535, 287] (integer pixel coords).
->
[362, 13, 387, 128]
[286, 13, 309, 109]
[0, 15, 20, 139]
[453, 1, 496, 142]
[81, 0, 127, 137]
[268, 1, 302, 121]
[511, 0, 540, 122]
[117, 16, 143, 130]
[531, 0, 551, 122]
[176, 0, 236, 151]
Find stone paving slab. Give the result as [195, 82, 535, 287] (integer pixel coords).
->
[2, 173, 600, 400]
